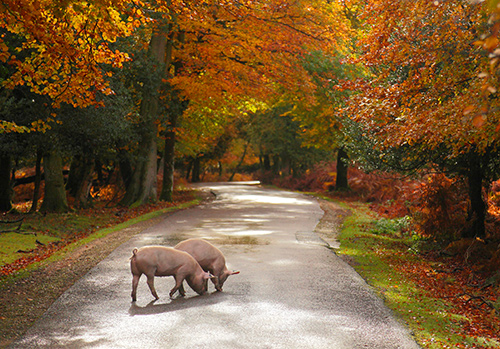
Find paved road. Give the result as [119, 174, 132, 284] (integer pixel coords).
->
[12, 183, 419, 348]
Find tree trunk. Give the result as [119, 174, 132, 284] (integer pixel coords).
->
[463, 155, 486, 238]
[120, 33, 167, 207]
[263, 154, 271, 171]
[0, 155, 13, 212]
[160, 29, 185, 202]
[118, 150, 133, 189]
[75, 158, 95, 209]
[191, 156, 201, 183]
[335, 147, 349, 190]
[40, 150, 69, 213]
[67, 154, 96, 208]
[120, 126, 158, 207]
[185, 160, 192, 181]
[29, 149, 42, 213]
[271, 155, 280, 175]
[160, 117, 176, 202]
[229, 142, 248, 181]
[68, 155, 86, 197]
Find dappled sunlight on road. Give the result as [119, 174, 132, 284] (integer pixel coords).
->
[229, 194, 314, 205]
[268, 258, 301, 267]
[223, 229, 274, 236]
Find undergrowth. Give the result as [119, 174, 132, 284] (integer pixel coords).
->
[336, 200, 500, 348]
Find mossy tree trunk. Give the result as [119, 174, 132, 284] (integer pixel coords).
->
[120, 33, 167, 207]
[40, 149, 69, 213]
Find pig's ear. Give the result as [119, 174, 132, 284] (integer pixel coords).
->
[230, 270, 240, 275]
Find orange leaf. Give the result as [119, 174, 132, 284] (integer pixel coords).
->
[472, 115, 485, 128]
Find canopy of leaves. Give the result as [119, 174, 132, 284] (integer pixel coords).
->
[349, 0, 498, 158]
[0, 0, 143, 110]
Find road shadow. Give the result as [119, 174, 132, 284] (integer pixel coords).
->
[128, 291, 229, 316]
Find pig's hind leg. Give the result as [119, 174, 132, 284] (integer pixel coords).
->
[131, 274, 141, 302]
[146, 274, 159, 300]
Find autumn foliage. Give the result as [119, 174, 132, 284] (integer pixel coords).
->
[2, 0, 500, 345]
[0, 0, 142, 110]
[349, 0, 496, 154]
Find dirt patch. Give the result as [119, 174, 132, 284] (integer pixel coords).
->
[315, 199, 351, 249]
[215, 235, 269, 245]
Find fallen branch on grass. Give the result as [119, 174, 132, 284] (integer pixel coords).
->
[445, 292, 496, 310]
[0, 217, 24, 233]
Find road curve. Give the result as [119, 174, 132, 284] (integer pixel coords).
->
[12, 182, 419, 348]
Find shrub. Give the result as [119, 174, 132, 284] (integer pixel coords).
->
[409, 173, 468, 240]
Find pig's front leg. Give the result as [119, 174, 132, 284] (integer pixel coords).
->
[169, 276, 186, 298]
[212, 277, 222, 292]
[178, 282, 186, 297]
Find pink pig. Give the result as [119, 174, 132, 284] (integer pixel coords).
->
[175, 238, 240, 292]
[130, 246, 213, 301]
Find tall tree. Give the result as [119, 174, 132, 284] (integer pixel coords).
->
[120, 30, 167, 206]
[40, 147, 69, 213]
[349, 0, 498, 238]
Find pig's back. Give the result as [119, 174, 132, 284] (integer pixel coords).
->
[175, 239, 222, 270]
[136, 246, 194, 276]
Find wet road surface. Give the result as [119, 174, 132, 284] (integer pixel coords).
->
[12, 183, 419, 348]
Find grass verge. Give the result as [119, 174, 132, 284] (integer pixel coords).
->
[335, 200, 500, 349]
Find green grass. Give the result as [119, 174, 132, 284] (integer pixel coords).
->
[0, 233, 60, 265]
[22, 212, 115, 239]
[336, 200, 500, 349]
